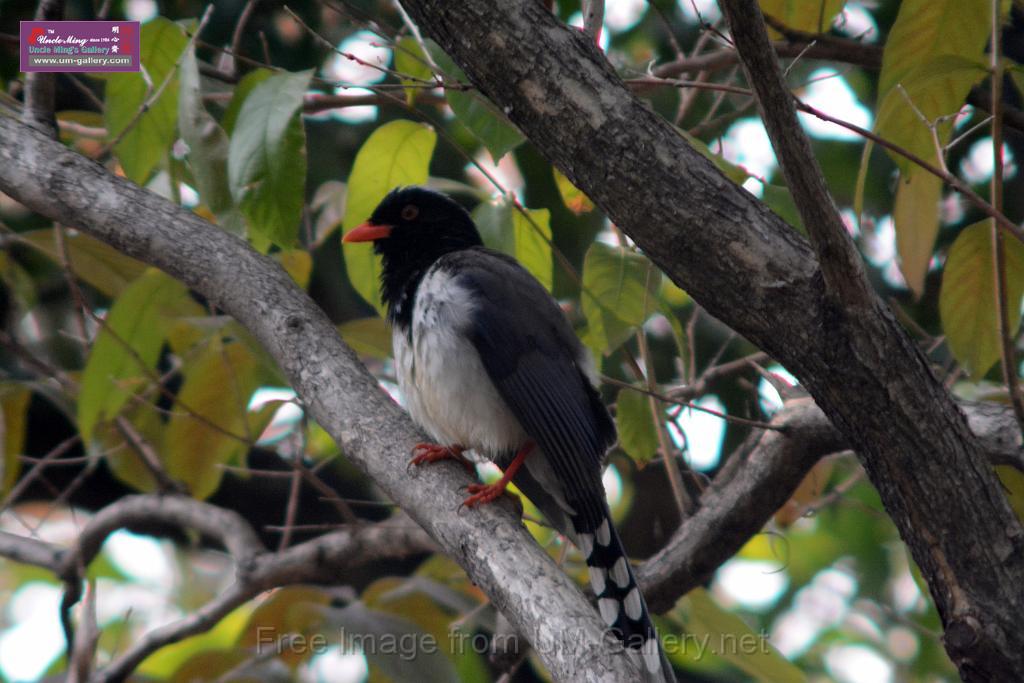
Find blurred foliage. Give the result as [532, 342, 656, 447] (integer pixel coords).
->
[2, 0, 1024, 681]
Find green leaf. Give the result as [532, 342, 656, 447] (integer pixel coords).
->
[104, 17, 188, 183]
[553, 168, 595, 215]
[78, 269, 193, 442]
[996, 465, 1024, 522]
[758, 0, 846, 34]
[1010, 65, 1024, 106]
[674, 588, 807, 683]
[222, 68, 273, 136]
[238, 586, 330, 669]
[473, 199, 553, 292]
[139, 603, 254, 678]
[163, 340, 268, 499]
[394, 37, 434, 106]
[939, 221, 1024, 378]
[616, 388, 659, 465]
[339, 317, 394, 359]
[1, 250, 37, 313]
[97, 392, 168, 493]
[894, 168, 942, 297]
[19, 229, 147, 297]
[170, 649, 254, 682]
[513, 208, 553, 293]
[852, 138, 874, 230]
[581, 242, 660, 354]
[178, 45, 242, 233]
[342, 120, 437, 314]
[427, 43, 523, 162]
[874, 55, 987, 173]
[878, 0, 991, 98]
[761, 184, 805, 235]
[227, 69, 312, 247]
[448, 89, 524, 163]
[1, 385, 31, 496]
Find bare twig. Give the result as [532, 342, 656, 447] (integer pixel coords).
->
[637, 328, 690, 515]
[229, 0, 259, 78]
[98, 5, 214, 157]
[582, 0, 604, 44]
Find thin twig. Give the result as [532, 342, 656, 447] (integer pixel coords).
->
[229, 0, 259, 77]
[638, 327, 691, 514]
[98, 5, 214, 157]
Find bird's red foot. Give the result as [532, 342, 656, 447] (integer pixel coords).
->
[410, 443, 474, 473]
[459, 442, 535, 509]
[461, 480, 514, 508]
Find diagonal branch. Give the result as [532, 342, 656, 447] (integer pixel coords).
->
[393, 2, 1024, 679]
[0, 492, 437, 683]
[0, 115, 639, 683]
[638, 397, 1024, 612]
[720, 0, 866, 304]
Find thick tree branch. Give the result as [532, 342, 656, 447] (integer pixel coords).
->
[651, 37, 1024, 134]
[0, 530, 62, 570]
[0, 493, 437, 683]
[395, 2, 1024, 679]
[0, 115, 638, 682]
[722, 0, 866, 303]
[639, 398, 1024, 612]
[639, 398, 844, 611]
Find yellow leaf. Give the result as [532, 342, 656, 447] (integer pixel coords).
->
[774, 459, 834, 527]
[162, 340, 265, 498]
[894, 169, 942, 297]
[939, 221, 1024, 378]
[275, 250, 313, 289]
[553, 168, 594, 215]
[1, 386, 30, 496]
[758, 0, 846, 34]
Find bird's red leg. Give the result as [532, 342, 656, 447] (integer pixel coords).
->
[461, 442, 535, 508]
[410, 443, 474, 473]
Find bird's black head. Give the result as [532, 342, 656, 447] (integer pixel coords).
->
[343, 186, 483, 325]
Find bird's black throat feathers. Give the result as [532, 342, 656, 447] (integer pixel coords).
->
[368, 187, 483, 331]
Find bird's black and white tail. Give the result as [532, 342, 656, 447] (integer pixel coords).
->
[576, 511, 676, 683]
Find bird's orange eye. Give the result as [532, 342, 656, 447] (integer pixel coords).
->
[401, 205, 419, 221]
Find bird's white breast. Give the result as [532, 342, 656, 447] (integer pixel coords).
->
[393, 266, 528, 459]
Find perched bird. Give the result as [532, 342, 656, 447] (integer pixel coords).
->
[344, 186, 674, 681]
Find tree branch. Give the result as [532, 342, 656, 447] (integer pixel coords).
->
[393, 2, 1024, 679]
[0, 530, 62, 570]
[639, 397, 1024, 613]
[0, 115, 639, 682]
[722, 0, 867, 303]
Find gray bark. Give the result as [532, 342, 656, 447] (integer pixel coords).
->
[396, 1, 1024, 679]
[0, 115, 638, 682]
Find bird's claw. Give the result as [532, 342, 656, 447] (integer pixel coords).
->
[459, 482, 509, 509]
[408, 443, 474, 473]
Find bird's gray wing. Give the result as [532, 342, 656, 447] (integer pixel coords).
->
[445, 248, 615, 533]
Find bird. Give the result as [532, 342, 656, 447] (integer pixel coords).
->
[343, 186, 675, 682]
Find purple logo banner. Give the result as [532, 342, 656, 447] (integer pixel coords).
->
[20, 20, 140, 73]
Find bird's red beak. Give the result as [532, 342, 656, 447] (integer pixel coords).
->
[343, 222, 393, 243]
